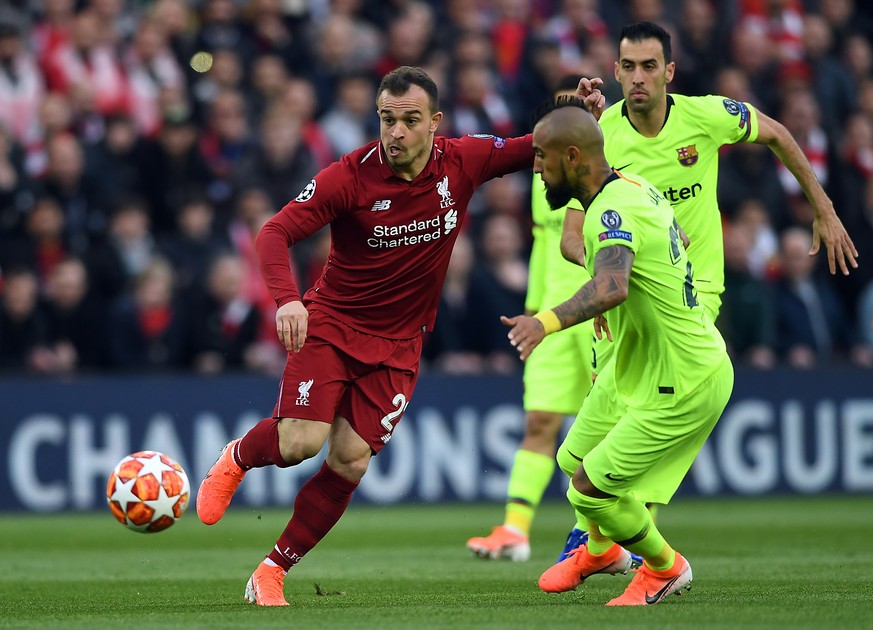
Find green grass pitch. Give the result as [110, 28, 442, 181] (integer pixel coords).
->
[1, 496, 871, 628]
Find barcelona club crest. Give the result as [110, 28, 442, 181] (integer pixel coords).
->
[676, 145, 698, 167]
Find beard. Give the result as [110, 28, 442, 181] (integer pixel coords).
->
[386, 145, 426, 171]
[544, 180, 574, 210]
[386, 150, 411, 168]
[624, 88, 658, 115]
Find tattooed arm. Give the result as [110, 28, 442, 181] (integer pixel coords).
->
[552, 245, 632, 328]
[501, 245, 634, 360]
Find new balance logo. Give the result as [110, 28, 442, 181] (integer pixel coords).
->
[371, 199, 392, 212]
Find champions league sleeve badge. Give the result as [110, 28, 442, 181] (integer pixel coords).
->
[295, 179, 316, 202]
[601, 209, 622, 229]
[598, 210, 632, 242]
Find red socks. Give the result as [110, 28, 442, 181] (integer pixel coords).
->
[268, 462, 359, 570]
[233, 419, 360, 571]
[234, 418, 289, 469]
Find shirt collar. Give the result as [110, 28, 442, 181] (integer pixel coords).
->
[587, 171, 621, 208]
[621, 93, 674, 134]
[376, 140, 440, 181]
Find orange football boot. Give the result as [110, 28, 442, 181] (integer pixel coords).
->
[606, 552, 692, 606]
[196, 439, 246, 525]
[538, 543, 633, 593]
[244, 563, 290, 607]
[466, 525, 531, 561]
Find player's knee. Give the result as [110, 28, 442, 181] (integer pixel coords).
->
[521, 410, 564, 448]
[325, 451, 371, 483]
[279, 444, 321, 466]
[571, 463, 609, 498]
[277, 418, 328, 465]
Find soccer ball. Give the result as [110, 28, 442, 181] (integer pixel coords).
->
[106, 450, 190, 533]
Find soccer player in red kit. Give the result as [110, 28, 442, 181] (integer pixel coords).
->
[195, 66, 534, 606]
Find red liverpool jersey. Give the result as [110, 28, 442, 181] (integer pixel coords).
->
[257, 133, 533, 339]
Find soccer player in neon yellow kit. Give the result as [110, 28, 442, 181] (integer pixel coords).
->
[503, 99, 733, 605]
[551, 20, 858, 557]
[466, 77, 599, 562]
[582, 21, 856, 307]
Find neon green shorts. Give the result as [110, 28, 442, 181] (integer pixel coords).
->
[557, 355, 733, 504]
[523, 319, 594, 414]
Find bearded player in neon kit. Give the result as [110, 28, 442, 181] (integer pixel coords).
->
[505, 99, 733, 605]
[554, 19, 858, 560]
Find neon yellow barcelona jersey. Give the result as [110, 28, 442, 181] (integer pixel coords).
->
[583, 170, 728, 407]
[526, 173, 592, 312]
[599, 94, 759, 296]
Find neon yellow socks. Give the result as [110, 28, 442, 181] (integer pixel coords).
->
[504, 449, 555, 535]
[567, 482, 675, 569]
[584, 522, 613, 555]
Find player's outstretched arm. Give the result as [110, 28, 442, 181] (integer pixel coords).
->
[755, 111, 859, 275]
[552, 245, 632, 329]
[501, 314, 547, 361]
[502, 245, 632, 361]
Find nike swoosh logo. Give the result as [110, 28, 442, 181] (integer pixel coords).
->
[605, 472, 623, 481]
[614, 163, 632, 171]
[645, 575, 679, 604]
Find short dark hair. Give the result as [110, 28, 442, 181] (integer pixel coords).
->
[619, 21, 672, 64]
[532, 95, 587, 128]
[377, 66, 439, 113]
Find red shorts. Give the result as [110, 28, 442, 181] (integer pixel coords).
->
[273, 310, 422, 452]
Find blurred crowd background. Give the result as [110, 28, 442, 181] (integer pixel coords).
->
[0, 0, 872, 377]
